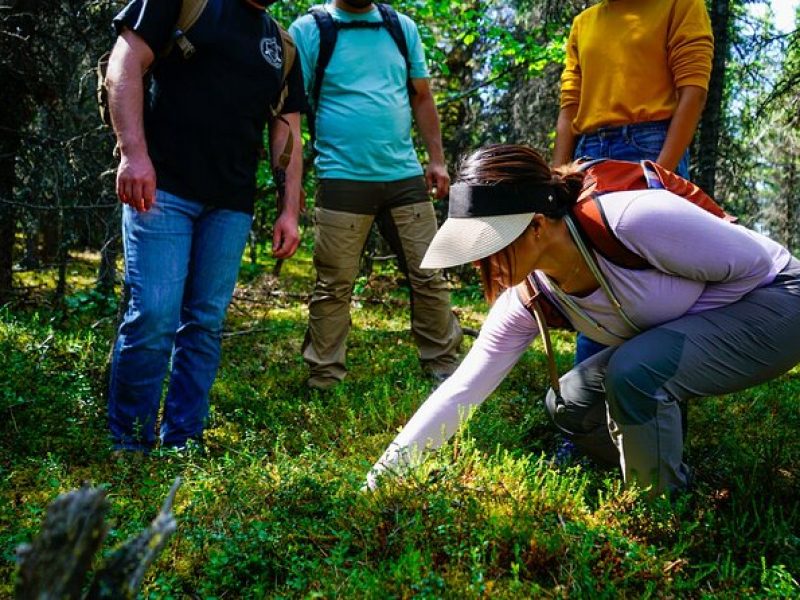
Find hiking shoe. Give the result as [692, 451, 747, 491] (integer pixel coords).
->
[307, 375, 341, 391]
[430, 371, 452, 386]
[553, 438, 578, 466]
[160, 438, 206, 457]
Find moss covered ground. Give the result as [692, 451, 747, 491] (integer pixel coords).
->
[2, 246, 799, 598]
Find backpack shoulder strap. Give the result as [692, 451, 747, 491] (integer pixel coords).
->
[265, 19, 300, 218]
[516, 275, 573, 331]
[572, 159, 651, 269]
[309, 6, 338, 107]
[172, 0, 209, 59]
[177, 0, 207, 33]
[572, 158, 738, 270]
[269, 20, 297, 173]
[269, 22, 296, 118]
[571, 196, 650, 269]
[515, 274, 571, 409]
[375, 3, 416, 97]
[642, 160, 736, 222]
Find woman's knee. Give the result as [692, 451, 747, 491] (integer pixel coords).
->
[605, 344, 677, 425]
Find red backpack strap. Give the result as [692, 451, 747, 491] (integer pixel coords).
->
[572, 159, 651, 269]
[516, 274, 573, 405]
[571, 196, 650, 269]
[642, 160, 737, 222]
[515, 274, 574, 331]
[576, 158, 649, 202]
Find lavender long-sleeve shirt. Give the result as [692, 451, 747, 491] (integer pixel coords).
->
[366, 190, 792, 486]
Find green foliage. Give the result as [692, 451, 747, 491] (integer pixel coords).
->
[2, 252, 799, 597]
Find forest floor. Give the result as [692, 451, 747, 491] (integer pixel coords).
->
[1, 244, 799, 598]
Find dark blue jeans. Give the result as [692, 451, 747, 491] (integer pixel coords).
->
[108, 190, 251, 450]
[574, 119, 690, 178]
[573, 120, 689, 364]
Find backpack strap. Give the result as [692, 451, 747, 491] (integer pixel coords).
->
[308, 3, 415, 108]
[642, 160, 736, 222]
[516, 274, 570, 413]
[268, 21, 299, 214]
[573, 158, 669, 269]
[564, 216, 642, 335]
[571, 195, 650, 269]
[97, 0, 207, 129]
[269, 24, 297, 124]
[270, 23, 297, 170]
[309, 6, 338, 109]
[171, 0, 209, 59]
[374, 3, 416, 98]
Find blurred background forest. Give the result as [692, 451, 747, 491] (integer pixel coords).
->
[0, 0, 798, 306]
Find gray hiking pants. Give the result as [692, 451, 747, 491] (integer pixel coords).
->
[303, 177, 462, 386]
[546, 258, 800, 496]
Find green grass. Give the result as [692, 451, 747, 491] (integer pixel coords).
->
[1, 246, 799, 598]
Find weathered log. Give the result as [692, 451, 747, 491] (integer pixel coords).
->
[87, 477, 181, 599]
[15, 485, 109, 600]
[15, 477, 181, 600]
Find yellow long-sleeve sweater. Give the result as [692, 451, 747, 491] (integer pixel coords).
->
[560, 0, 714, 135]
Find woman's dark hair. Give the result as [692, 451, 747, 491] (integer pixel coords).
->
[456, 144, 585, 302]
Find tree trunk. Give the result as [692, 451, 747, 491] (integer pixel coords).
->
[15, 486, 109, 599]
[0, 58, 24, 299]
[782, 147, 798, 254]
[41, 217, 61, 264]
[694, 0, 731, 198]
[0, 0, 40, 300]
[0, 155, 17, 301]
[54, 210, 67, 303]
[96, 222, 120, 294]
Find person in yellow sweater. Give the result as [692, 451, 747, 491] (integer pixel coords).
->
[552, 0, 714, 364]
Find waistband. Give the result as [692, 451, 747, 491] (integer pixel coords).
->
[581, 119, 672, 140]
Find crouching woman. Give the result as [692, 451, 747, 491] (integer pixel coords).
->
[366, 144, 800, 497]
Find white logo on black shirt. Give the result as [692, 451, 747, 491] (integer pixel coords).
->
[260, 37, 282, 68]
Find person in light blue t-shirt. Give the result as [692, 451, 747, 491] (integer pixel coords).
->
[290, 0, 462, 390]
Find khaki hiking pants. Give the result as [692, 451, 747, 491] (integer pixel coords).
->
[546, 258, 800, 497]
[303, 178, 461, 385]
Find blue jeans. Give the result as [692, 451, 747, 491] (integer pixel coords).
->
[108, 190, 251, 450]
[574, 119, 690, 179]
[573, 120, 689, 364]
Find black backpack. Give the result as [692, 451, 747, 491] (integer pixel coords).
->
[307, 3, 416, 108]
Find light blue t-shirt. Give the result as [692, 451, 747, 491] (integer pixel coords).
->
[289, 4, 429, 181]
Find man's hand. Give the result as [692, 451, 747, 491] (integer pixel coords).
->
[410, 78, 450, 199]
[553, 105, 579, 167]
[426, 161, 450, 199]
[657, 85, 707, 172]
[272, 210, 300, 259]
[106, 29, 156, 212]
[116, 151, 157, 212]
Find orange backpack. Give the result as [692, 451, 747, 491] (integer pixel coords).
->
[571, 158, 736, 269]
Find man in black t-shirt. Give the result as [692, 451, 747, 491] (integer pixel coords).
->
[105, 0, 306, 452]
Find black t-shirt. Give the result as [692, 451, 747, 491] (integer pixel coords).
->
[113, 0, 306, 213]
